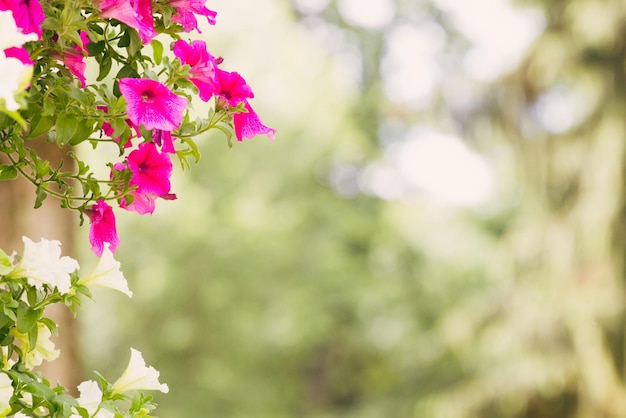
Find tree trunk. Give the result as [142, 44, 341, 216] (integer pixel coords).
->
[0, 138, 81, 394]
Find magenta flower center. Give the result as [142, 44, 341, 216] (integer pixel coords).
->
[141, 89, 156, 102]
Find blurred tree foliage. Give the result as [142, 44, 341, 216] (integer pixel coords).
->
[78, 0, 626, 417]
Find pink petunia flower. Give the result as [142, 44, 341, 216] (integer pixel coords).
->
[209, 68, 275, 141]
[85, 200, 120, 256]
[98, 0, 156, 44]
[1, 0, 45, 38]
[98, 105, 139, 148]
[152, 129, 175, 153]
[117, 142, 174, 214]
[233, 101, 276, 141]
[212, 68, 254, 107]
[172, 39, 217, 101]
[119, 78, 188, 131]
[169, 0, 216, 33]
[4, 46, 32, 64]
[60, 49, 87, 88]
[49, 32, 90, 88]
[79, 30, 91, 54]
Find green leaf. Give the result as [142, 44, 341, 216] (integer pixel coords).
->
[97, 55, 113, 82]
[42, 99, 56, 117]
[0, 108, 26, 129]
[34, 186, 47, 209]
[16, 302, 40, 334]
[39, 317, 57, 335]
[34, 158, 51, 179]
[28, 113, 54, 139]
[118, 30, 131, 48]
[42, 16, 61, 32]
[0, 332, 14, 346]
[87, 40, 106, 56]
[28, 320, 38, 349]
[64, 30, 84, 49]
[55, 111, 78, 146]
[0, 164, 17, 180]
[116, 64, 140, 80]
[0, 312, 11, 330]
[24, 381, 57, 402]
[89, 22, 104, 35]
[128, 30, 142, 57]
[69, 119, 96, 145]
[26, 286, 39, 307]
[151, 39, 163, 65]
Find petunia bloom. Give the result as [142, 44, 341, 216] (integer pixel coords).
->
[98, 105, 139, 148]
[116, 142, 174, 215]
[111, 348, 169, 394]
[4, 46, 32, 64]
[209, 68, 275, 141]
[169, 0, 216, 33]
[11, 323, 60, 369]
[212, 68, 254, 107]
[58, 31, 90, 88]
[59, 49, 87, 88]
[0, 53, 33, 111]
[0, 0, 45, 38]
[97, 0, 156, 44]
[233, 101, 276, 141]
[73, 381, 114, 418]
[9, 236, 79, 294]
[119, 78, 188, 131]
[85, 200, 120, 256]
[0, 373, 13, 417]
[152, 129, 175, 153]
[0, 8, 38, 49]
[172, 39, 217, 101]
[0, 10, 35, 111]
[79, 244, 132, 298]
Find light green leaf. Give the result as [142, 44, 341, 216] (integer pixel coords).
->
[55, 111, 78, 145]
[0, 165, 17, 180]
[151, 39, 163, 65]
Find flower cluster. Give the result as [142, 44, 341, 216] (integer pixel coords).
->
[1, 0, 277, 416]
[0, 237, 166, 417]
[0, 0, 275, 256]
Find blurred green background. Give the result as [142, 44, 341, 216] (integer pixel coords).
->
[78, 0, 626, 416]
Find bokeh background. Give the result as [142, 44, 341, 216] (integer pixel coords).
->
[77, 0, 626, 416]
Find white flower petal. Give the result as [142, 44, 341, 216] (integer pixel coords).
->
[79, 245, 132, 297]
[0, 11, 38, 49]
[14, 237, 79, 294]
[0, 373, 13, 416]
[111, 348, 169, 394]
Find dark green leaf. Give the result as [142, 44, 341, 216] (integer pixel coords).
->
[97, 55, 113, 82]
[34, 186, 47, 209]
[87, 40, 106, 56]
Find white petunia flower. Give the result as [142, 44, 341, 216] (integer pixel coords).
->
[0, 54, 33, 112]
[71, 380, 114, 418]
[111, 348, 169, 394]
[79, 245, 132, 297]
[0, 11, 37, 50]
[11, 237, 79, 294]
[12, 323, 60, 370]
[0, 373, 13, 418]
[0, 11, 36, 112]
